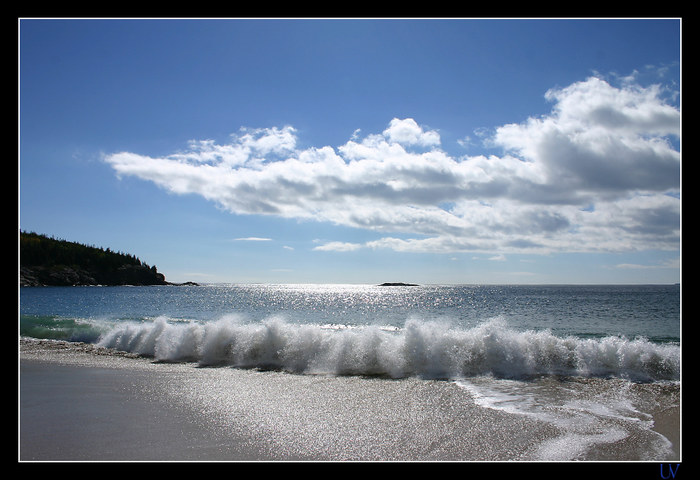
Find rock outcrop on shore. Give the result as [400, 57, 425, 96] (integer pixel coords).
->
[20, 231, 196, 287]
[19, 264, 169, 287]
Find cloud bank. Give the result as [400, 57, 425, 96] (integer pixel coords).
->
[104, 76, 680, 255]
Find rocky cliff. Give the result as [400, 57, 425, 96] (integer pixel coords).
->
[20, 231, 173, 287]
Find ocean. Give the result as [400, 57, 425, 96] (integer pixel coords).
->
[19, 283, 681, 461]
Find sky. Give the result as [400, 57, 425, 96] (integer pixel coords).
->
[18, 18, 682, 285]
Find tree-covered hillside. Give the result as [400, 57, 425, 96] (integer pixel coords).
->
[20, 231, 169, 286]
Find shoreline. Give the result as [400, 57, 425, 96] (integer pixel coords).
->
[20, 359, 279, 461]
[19, 339, 680, 462]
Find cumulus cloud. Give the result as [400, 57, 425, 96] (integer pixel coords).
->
[104, 76, 680, 255]
[383, 118, 441, 147]
[493, 77, 679, 198]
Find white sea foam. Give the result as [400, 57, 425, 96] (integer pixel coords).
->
[95, 315, 680, 382]
[455, 376, 676, 460]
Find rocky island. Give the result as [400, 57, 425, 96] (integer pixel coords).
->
[19, 231, 196, 287]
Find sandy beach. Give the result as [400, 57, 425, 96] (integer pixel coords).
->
[18, 339, 680, 463]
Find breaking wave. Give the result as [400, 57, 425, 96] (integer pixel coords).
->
[92, 315, 679, 382]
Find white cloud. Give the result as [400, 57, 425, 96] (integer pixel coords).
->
[105, 75, 680, 256]
[238, 125, 297, 156]
[492, 77, 679, 198]
[383, 118, 441, 147]
[234, 237, 272, 242]
[313, 241, 363, 252]
[614, 258, 680, 270]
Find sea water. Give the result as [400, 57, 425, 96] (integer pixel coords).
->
[19, 283, 681, 460]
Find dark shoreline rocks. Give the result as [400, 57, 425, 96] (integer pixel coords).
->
[378, 282, 419, 287]
[20, 231, 199, 287]
[19, 265, 198, 287]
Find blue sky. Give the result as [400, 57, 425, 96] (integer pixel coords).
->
[19, 18, 681, 284]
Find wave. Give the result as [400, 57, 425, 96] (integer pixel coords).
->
[20, 315, 108, 344]
[90, 316, 679, 382]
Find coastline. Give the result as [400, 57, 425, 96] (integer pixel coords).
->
[19, 339, 680, 462]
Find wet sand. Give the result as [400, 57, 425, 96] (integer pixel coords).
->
[18, 340, 680, 463]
